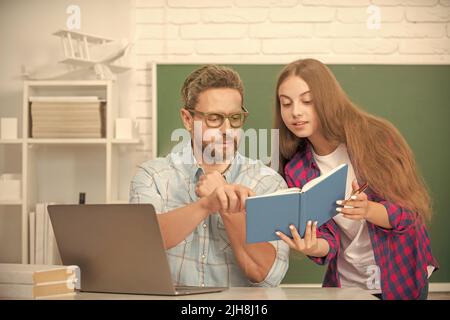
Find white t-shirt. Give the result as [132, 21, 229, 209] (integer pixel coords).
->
[311, 144, 381, 293]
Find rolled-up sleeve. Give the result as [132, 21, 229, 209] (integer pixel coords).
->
[250, 240, 290, 287]
[308, 219, 340, 266]
[129, 166, 165, 214]
[369, 194, 416, 234]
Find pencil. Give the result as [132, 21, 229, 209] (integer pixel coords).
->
[343, 182, 369, 204]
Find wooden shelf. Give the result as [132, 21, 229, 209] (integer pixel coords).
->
[28, 138, 107, 145]
[11, 79, 142, 264]
[0, 200, 23, 205]
[25, 80, 110, 87]
[112, 139, 140, 144]
[109, 200, 129, 204]
[0, 139, 23, 144]
[26, 139, 140, 145]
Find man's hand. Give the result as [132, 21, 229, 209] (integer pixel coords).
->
[195, 171, 227, 198]
[201, 184, 255, 214]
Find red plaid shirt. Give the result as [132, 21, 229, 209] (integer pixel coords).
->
[284, 142, 439, 300]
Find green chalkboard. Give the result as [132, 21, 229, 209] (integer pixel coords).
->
[156, 64, 450, 284]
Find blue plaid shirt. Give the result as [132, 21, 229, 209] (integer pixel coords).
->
[130, 141, 289, 287]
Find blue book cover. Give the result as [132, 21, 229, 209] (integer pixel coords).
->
[245, 164, 348, 243]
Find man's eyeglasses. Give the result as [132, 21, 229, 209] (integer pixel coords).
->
[186, 107, 249, 128]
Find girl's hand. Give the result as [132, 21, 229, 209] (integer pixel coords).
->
[336, 179, 370, 221]
[276, 221, 319, 256]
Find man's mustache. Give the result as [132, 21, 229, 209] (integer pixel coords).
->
[208, 134, 238, 145]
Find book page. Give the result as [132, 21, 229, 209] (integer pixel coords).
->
[302, 163, 347, 192]
[247, 187, 301, 200]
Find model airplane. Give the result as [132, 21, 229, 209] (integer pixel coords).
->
[23, 29, 132, 80]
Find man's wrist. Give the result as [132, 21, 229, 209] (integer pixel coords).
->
[197, 196, 213, 216]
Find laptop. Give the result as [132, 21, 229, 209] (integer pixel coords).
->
[47, 203, 227, 296]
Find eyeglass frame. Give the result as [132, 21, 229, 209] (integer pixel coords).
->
[185, 106, 249, 128]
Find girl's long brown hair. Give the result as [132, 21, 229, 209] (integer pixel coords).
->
[274, 59, 432, 222]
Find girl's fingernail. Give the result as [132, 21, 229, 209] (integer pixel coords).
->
[351, 195, 357, 200]
[336, 207, 342, 212]
[276, 231, 281, 236]
[344, 205, 354, 209]
[307, 221, 312, 226]
[314, 221, 318, 226]
[336, 200, 342, 205]
[289, 225, 294, 230]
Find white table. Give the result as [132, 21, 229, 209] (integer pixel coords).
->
[71, 287, 378, 300]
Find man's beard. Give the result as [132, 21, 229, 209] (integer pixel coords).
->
[201, 134, 239, 164]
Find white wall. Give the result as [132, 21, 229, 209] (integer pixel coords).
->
[131, 0, 450, 157]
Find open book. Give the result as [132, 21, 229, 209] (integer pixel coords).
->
[245, 164, 348, 243]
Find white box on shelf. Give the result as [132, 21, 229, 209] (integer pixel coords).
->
[0, 118, 18, 140]
[0, 173, 21, 201]
[115, 118, 133, 140]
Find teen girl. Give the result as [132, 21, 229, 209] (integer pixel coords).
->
[274, 58, 438, 300]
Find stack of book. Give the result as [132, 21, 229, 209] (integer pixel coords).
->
[29, 203, 61, 265]
[0, 264, 80, 299]
[30, 96, 105, 138]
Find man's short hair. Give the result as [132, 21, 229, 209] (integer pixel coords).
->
[181, 65, 244, 110]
